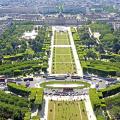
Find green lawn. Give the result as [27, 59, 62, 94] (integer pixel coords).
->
[54, 47, 72, 54]
[54, 31, 70, 45]
[52, 30, 77, 74]
[40, 81, 90, 89]
[52, 63, 76, 74]
[54, 54, 73, 63]
[48, 100, 88, 120]
[52, 47, 76, 74]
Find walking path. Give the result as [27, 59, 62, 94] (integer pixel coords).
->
[84, 95, 97, 120]
[88, 27, 101, 44]
[31, 108, 38, 117]
[68, 27, 83, 77]
[44, 96, 49, 120]
[53, 45, 71, 47]
[48, 27, 55, 74]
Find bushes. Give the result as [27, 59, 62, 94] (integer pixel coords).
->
[0, 101, 27, 119]
[89, 89, 101, 110]
[6, 83, 44, 119]
[0, 24, 51, 77]
[105, 94, 120, 119]
[83, 60, 120, 77]
[24, 112, 31, 120]
[83, 66, 116, 77]
[89, 89, 106, 120]
[72, 25, 120, 77]
[90, 85, 120, 120]
[32, 115, 40, 120]
[29, 88, 43, 106]
[3, 53, 26, 61]
[0, 90, 29, 107]
[0, 90, 29, 120]
[99, 83, 120, 97]
[7, 83, 30, 97]
[0, 60, 43, 76]
[7, 83, 44, 106]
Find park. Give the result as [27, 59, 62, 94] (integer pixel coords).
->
[48, 100, 88, 120]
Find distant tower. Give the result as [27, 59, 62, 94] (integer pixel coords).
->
[56, 0, 64, 14]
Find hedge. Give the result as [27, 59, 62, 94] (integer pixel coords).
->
[7, 83, 30, 97]
[89, 89, 106, 120]
[0, 90, 29, 108]
[32, 115, 40, 120]
[83, 66, 116, 77]
[29, 88, 44, 106]
[89, 89, 101, 111]
[0, 101, 28, 119]
[7, 83, 44, 106]
[24, 112, 31, 120]
[99, 83, 120, 97]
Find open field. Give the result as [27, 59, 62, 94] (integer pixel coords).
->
[54, 31, 70, 45]
[52, 47, 76, 74]
[48, 100, 88, 120]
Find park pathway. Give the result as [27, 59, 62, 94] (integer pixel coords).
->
[68, 27, 83, 77]
[84, 95, 97, 120]
[88, 27, 101, 44]
[44, 96, 49, 120]
[48, 26, 55, 74]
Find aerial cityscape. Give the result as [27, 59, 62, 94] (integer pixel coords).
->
[0, 0, 120, 120]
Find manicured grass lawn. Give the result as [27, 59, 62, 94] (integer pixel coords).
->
[52, 30, 76, 74]
[48, 100, 88, 120]
[54, 54, 73, 63]
[54, 47, 72, 54]
[52, 63, 76, 74]
[54, 31, 70, 45]
[52, 47, 76, 74]
[40, 81, 90, 89]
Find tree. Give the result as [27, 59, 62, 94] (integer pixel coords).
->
[97, 44, 105, 54]
[86, 50, 97, 60]
[112, 43, 120, 54]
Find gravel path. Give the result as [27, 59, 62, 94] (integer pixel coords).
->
[68, 27, 83, 77]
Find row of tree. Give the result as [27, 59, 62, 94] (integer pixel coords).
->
[0, 90, 29, 120]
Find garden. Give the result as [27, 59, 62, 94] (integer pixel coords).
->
[52, 47, 76, 74]
[48, 100, 88, 120]
[0, 22, 51, 77]
[52, 29, 76, 74]
[72, 22, 120, 77]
